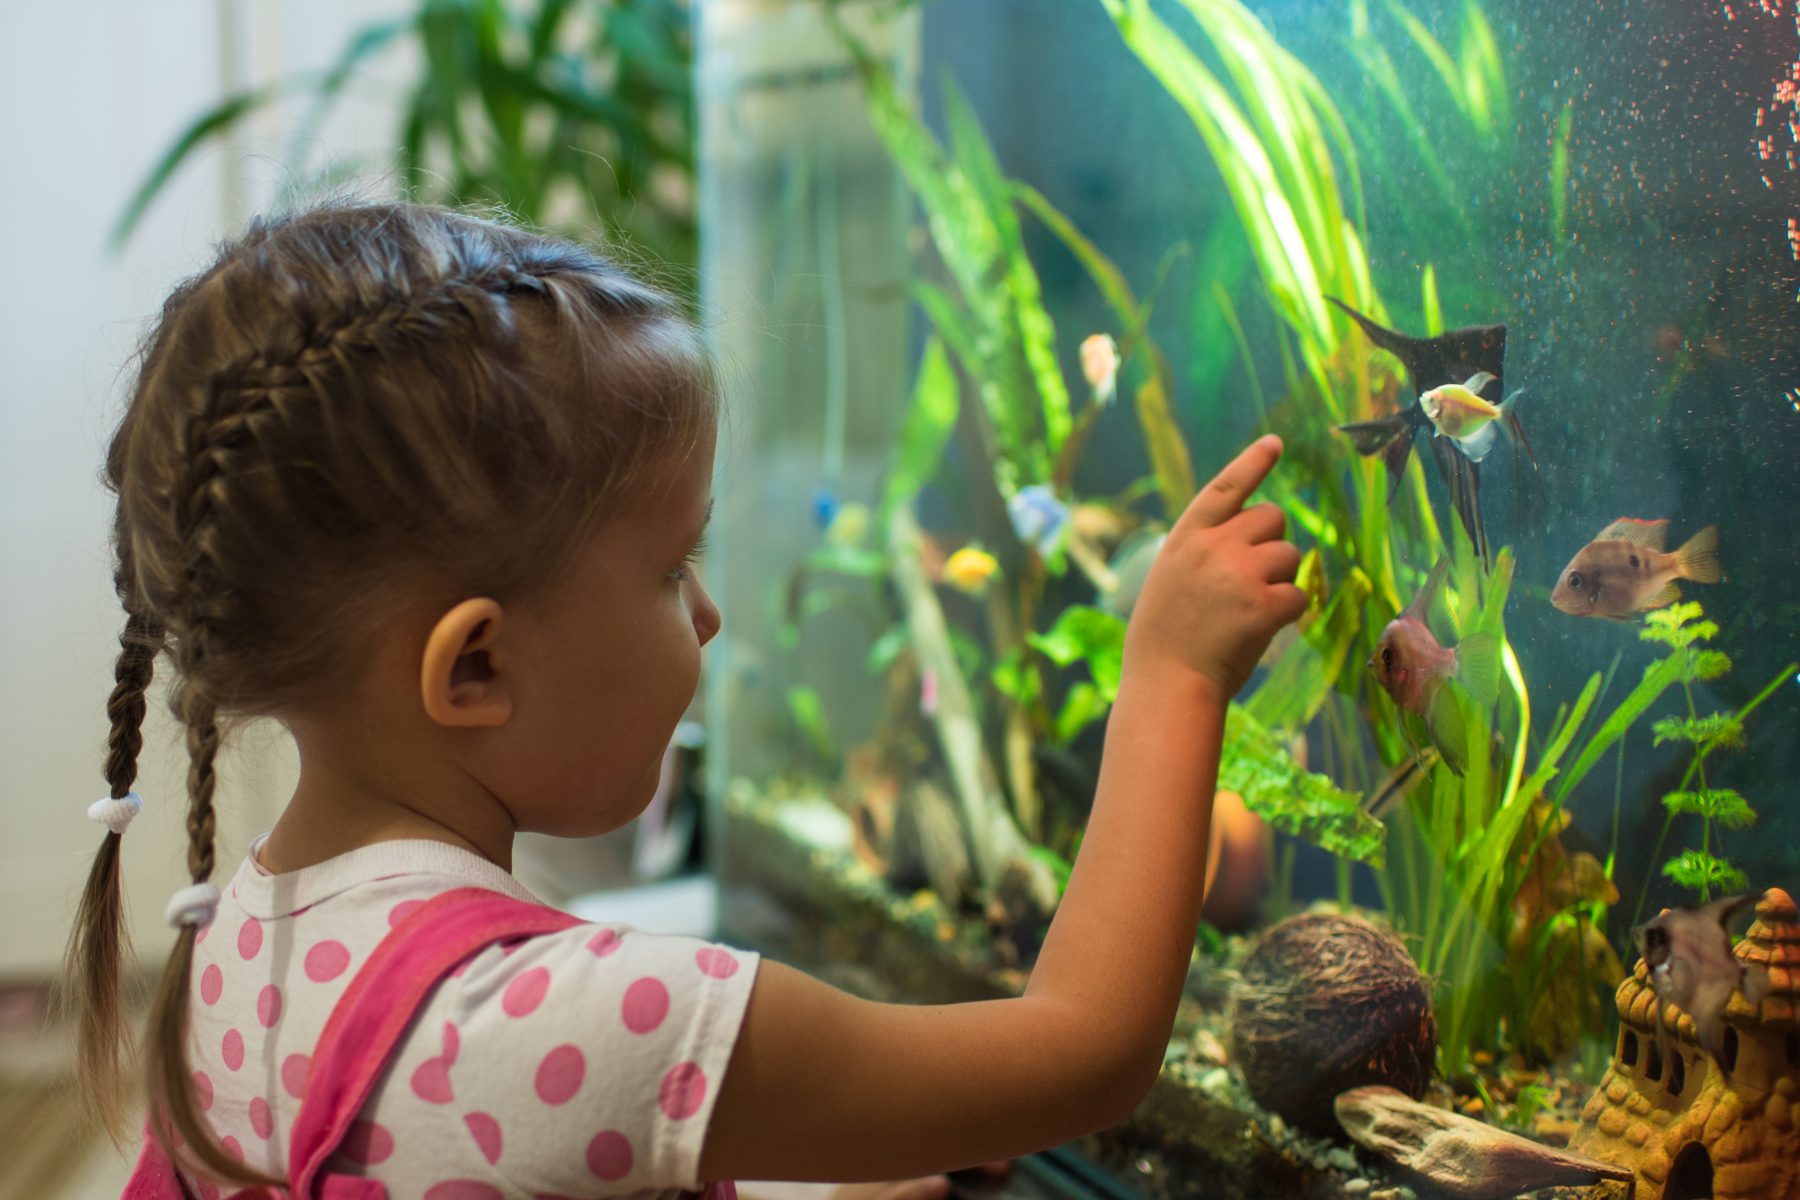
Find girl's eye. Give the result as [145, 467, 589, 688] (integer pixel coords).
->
[672, 535, 709, 582]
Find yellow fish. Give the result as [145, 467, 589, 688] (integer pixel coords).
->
[943, 547, 1000, 595]
[1419, 371, 1522, 461]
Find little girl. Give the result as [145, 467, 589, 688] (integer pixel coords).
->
[68, 202, 1305, 1200]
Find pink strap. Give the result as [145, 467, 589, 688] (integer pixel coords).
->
[287, 887, 583, 1200]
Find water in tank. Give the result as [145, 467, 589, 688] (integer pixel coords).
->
[698, 1, 1800, 1194]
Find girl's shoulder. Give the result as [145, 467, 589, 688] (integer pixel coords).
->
[189, 838, 759, 1198]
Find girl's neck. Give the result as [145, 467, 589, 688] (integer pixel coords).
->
[258, 714, 517, 876]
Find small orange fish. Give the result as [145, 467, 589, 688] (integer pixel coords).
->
[1369, 559, 1501, 777]
[1550, 519, 1720, 620]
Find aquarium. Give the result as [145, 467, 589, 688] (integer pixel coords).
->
[698, 0, 1800, 1197]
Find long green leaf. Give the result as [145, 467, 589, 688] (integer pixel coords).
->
[881, 336, 960, 522]
[1553, 654, 1686, 805]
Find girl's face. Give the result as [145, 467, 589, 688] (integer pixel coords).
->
[497, 434, 720, 837]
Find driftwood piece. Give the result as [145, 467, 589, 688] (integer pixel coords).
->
[886, 503, 1059, 916]
[1335, 1086, 1635, 1200]
[906, 780, 974, 908]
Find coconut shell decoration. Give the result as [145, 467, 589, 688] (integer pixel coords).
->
[1231, 912, 1437, 1136]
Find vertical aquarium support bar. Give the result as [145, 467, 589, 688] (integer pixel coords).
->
[819, 153, 849, 483]
[887, 502, 1059, 911]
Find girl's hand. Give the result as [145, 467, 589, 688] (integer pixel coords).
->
[1126, 435, 1306, 698]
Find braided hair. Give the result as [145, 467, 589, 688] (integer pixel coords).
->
[66, 202, 715, 1185]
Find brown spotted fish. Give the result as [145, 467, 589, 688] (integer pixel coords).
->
[1632, 893, 1772, 1061]
[1368, 558, 1501, 777]
[1550, 518, 1720, 620]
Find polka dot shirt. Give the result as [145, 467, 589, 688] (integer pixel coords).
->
[182, 838, 759, 1200]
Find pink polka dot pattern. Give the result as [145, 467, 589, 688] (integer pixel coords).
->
[195, 922, 210, 946]
[257, 984, 283, 1028]
[388, 899, 426, 928]
[221, 1029, 244, 1072]
[193, 1071, 213, 1112]
[340, 1119, 395, 1165]
[695, 948, 740, 979]
[586, 1130, 633, 1181]
[411, 1055, 454, 1104]
[304, 940, 350, 982]
[222, 1136, 244, 1161]
[237, 917, 263, 961]
[587, 927, 623, 957]
[534, 1044, 585, 1105]
[424, 1182, 504, 1200]
[502, 966, 551, 1017]
[200, 964, 223, 1006]
[621, 977, 669, 1034]
[658, 1062, 707, 1120]
[464, 1111, 503, 1164]
[281, 1053, 310, 1100]
[442, 1021, 460, 1064]
[248, 1096, 273, 1140]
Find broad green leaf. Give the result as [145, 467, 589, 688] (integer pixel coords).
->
[1220, 705, 1383, 866]
[881, 336, 960, 521]
[991, 646, 1043, 708]
[787, 686, 833, 759]
[866, 624, 910, 675]
[1029, 606, 1128, 700]
[1054, 682, 1113, 745]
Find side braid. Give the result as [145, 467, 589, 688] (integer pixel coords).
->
[140, 400, 283, 1189]
[63, 549, 165, 1142]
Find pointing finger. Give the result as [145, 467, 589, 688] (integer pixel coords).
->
[1181, 435, 1283, 530]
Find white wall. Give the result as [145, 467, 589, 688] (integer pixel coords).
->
[0, 0, 413, 979]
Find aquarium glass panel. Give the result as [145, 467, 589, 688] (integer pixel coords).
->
[701, 0, 1800, 1190]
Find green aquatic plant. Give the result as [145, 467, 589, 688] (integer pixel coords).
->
[1636, 603, 1797, 904]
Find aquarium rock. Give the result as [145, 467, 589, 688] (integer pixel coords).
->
[1230, 913, 1436, 1135]
[1334, 1086, 1634, 1200]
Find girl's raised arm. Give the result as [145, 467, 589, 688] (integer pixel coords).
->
[700, 436, 1306, 1183]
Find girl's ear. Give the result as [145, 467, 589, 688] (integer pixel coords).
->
[421, 598, 513, 727]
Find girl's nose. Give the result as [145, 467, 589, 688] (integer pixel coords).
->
[691, 582, 722, 647]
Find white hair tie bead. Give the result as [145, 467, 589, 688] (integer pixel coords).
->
[88, 792, 143, 837]
[164, 882, 221, 930]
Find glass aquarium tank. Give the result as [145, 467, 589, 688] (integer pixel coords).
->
[698, 0, 1800, 1197]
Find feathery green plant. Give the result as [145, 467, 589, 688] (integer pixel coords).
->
[1637, 603, 1796, 903]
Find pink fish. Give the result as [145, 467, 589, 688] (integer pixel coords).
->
[1368, 559, 1501, 777]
